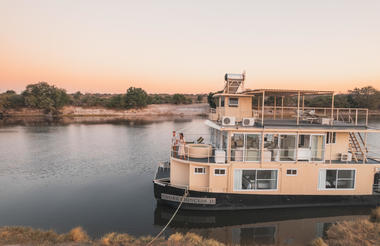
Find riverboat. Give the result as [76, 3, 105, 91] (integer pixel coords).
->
[153, 73, 380, 210]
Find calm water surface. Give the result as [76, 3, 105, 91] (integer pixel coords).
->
[0, 117, 379, 245]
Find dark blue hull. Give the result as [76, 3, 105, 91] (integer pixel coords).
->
[154, 181, 380, 211]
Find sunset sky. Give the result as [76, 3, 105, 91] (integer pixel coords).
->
[1, 0, 379, 94]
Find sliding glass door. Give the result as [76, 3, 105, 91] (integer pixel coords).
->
[311, 134, 325, 162]
[231, 133, 261, 162]
[279, 134, 297, 161]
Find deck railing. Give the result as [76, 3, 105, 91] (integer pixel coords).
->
[256, 106, 369, 126]
[210, 106, 369, 126]
[171, 144, 379, 165]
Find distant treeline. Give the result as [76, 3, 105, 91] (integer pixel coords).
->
[208, 86, 380, 110]
[0, 82, 206, 114]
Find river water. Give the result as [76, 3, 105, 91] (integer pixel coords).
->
[0, 116, 379, 245]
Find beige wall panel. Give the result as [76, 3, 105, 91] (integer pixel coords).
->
[170, 159, 189, 187]
[325, 132, 349, 160]
[209, 165, 229, 192]
[189, 164, 210, 191]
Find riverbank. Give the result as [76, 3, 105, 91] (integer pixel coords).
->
[2, 104, 210, 117]
[310, 207, 380, 246]
[1, 210, 380, 246]
[0, 227, 224, 246]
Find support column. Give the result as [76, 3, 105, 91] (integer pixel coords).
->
[296, 131, 299, 164]
[364, 131, 368, 164]
[281, 96, 284, 119]
[331, 93, 335, 126]
[355, 109, 358, 125]
[260, 131, 264, 168]
[297, 91, 300, 125]
[261, 91, 265, 125]
[274, 96, 277, 119]
[329, 131, 332, 164]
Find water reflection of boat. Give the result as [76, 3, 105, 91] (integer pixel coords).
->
[154, 204, 370, 245]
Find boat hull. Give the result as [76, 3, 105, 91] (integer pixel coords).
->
[154, 181, 380, 211]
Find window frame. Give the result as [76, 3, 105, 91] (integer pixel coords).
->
[318, 168, 356, 190]
[233, 168, 279, 191]
[194, 167, 206, 174]
[231, 132, 261, 163]
[326, 132, 336, 144]
[286, 169, 297, 176]
[228, 97, 239, 107]
[214, 168, 227, 176]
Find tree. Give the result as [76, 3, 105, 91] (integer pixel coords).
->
[207, 92, 218, 108]
[124, 87, 148, 109]
[172, 94, 187, 104]
[22, 82, 69, 114]
[196, 95, 203, 103]
[349, 86, 379, 109]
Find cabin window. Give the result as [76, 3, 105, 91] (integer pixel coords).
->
[220, 96, 225, 107]
[326, 132, 336, 144]
[194, 167, 206, 174]
[231, 133, 261, 162]
[286, 169, 297, 176]
[229, 97, 239, 107]
[234, 169, 278, 190]
[318, 169, 355, 190]
[214, 168, 226, 176]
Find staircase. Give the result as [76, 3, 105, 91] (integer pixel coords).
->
[348, 132, 368, 163]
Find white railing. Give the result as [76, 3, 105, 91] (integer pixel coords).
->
[170, 144, 380, 164]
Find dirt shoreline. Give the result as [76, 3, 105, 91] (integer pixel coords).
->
[2, 103, 210, 117]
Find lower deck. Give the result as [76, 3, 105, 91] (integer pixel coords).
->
[167, 157, 380, 196]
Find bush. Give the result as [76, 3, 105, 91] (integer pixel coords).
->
[124, 87, 149, 109]
[370, 207, 380, 223]
[172, 94, 187, 104]
[22, 82, 69, 114]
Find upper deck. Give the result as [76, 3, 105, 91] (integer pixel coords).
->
[209, 81, 371, 130]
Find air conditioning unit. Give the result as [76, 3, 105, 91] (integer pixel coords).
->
[222, 116, 236, 126]
[242, 117, 255, 126]
[341, 153, 352, 162]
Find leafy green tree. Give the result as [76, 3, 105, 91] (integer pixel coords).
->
[22, 82, 69, 114]
[349, 86, 379, 109]
[196, 95, 203, 103]
[124, 87, 148, 109]
[172, 94, 187, 104]
[207, 92, 218, 108]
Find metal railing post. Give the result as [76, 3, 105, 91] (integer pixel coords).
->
[355, 109, 358, 125]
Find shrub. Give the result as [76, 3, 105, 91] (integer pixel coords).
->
[370, 207, 380, 223]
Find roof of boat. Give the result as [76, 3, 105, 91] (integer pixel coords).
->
[214, 88, 334, 97]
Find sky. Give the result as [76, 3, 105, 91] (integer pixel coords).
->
[1, 0, 380, 94]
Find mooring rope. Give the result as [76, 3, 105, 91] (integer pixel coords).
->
[146, 189, 189, 246]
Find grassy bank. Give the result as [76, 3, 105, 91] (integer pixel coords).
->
[2, 208, 380, 246]
[0, 227, 224, 246]
[311, 207, 380, 246]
